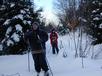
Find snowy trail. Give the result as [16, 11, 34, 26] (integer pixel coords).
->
[0, 34, 102, 76]
[0, 52, 102, 76]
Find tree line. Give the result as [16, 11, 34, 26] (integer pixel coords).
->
[54, 0, 102, 45]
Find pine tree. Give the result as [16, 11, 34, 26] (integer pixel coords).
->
[84, 0, 102, 45]
[89, 0, 102, 45]
[79, 0, 102, 45]
[0, 0, 41, 54]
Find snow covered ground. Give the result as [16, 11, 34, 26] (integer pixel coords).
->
[0, 34, 102, 76]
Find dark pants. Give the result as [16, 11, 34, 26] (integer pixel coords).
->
[52, 43, 59, 54]
[32, 53, 49, 73]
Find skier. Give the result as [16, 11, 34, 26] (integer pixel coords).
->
[24, 22, 49, 76]
[50, 28, 59, 54]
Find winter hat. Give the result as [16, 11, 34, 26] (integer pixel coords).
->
[32, 21, 39, 26]
[32, 22, 39, 30]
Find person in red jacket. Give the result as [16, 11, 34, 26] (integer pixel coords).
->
[50, 28, 59, 54]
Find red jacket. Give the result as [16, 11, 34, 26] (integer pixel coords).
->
[50, 32, 58, 45]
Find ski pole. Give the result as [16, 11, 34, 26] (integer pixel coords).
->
[48, 45, 51, 54]
[24, 32, 31, 72]
[27, 47, 30, 72]
[45, 56, 53, 76]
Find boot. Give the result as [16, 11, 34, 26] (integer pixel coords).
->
[44, 71, 49, 76]
[37, 72, 40, 76]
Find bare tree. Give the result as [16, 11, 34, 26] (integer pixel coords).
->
[54, 0, 79, 31]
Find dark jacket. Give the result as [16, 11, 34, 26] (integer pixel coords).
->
[37, 29, 48, 50]
[25, 28, 48, 52]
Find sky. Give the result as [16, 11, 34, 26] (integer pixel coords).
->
[34, 0, 59, 25]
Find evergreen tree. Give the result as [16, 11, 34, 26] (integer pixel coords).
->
[78, 0, 102, 45]
[89, 0, 102, 45]
[0, 0, 41, 54]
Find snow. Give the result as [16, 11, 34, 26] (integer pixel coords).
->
[81, 18, 87, 22]
[23, 20, 27, 25]
[0, 33, 102, 76]
[0, 5, 5, 10]
[78, 17, 87, 22]
[100, 13, 102, 16]
[20, 10, 26, 14]
[26, 15, 30, 18]
[92, 9, 99, 13]
[27, 21, 31, 25]
[1, 38, 6, 43]
[96, 9, 99, 11]
[15, 24, 22, 32]
[7, 39, 14, 46]
[17, 15, 23, 20]
[94, 44, 102, 59]
[0, 44, 3, 51]
[13, 14, 23, 20]
[24, 9, 29, 12]
[99, 23, 102, 28]
[11, 33, 20, 42]
[23, 20, 31, 25]
[92, 10, 96, 13]
[3, 19, 10, 25]
[6, 26, 12, 37]
[93, 17, 99, 20]
[99, 3, 102, 6]
[10, 3, 15, 8]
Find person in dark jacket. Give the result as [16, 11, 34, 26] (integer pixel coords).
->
[50, 28, 59, 54]
[24, 22, 49, 76]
